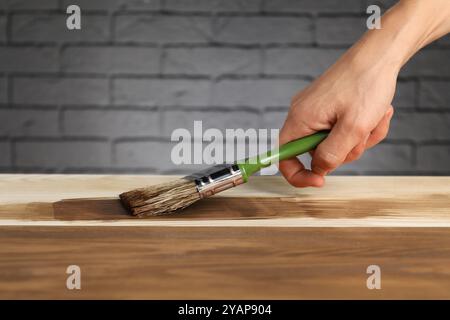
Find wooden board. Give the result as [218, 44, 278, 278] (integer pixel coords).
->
[1, 175, 450, 227]
[2, 226, 450, 299]
[0, 174, 450, 299]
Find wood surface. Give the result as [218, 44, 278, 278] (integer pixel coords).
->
[1, 175, 450, 227]
[0, 174, 450, 299]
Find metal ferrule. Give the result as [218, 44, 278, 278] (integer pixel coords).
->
[195, 164, 245, 198]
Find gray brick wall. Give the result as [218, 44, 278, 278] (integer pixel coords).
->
[0, 0, 449, 175]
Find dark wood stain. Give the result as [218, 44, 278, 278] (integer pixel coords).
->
[0, 194, 449, 221]
[0, 202, 54, 220]
[52, 193, 450, 220]
[53, 198, 131, 220]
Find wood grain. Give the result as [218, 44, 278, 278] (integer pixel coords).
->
[2, 174, 450, 203]
[1, 175, 450, 227]
[1, 226, 450, 299]
[1, 175, 450, 299]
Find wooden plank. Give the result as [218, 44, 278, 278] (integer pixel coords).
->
[1, 175, 450, 299]
[1, 226, 450, 299]
[0, 175, 449, 227]
[1, 196, 450, 227]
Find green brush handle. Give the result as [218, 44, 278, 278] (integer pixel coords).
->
[237, 130, 329, 182]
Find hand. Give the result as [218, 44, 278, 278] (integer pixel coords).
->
[279, 48, 396, 188]
[278, 0, 450, 188]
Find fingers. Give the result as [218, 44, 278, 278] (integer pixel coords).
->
[343, 138, 367, 164]
[342, 106, 395, 164]
[311, 106, 394, 174]
[278, 106, 394, 186]
[311, 119, 365, 175]
[278, 113, 322, 188]
[278, 113, 314, 145]
[279, 158, 324, 188]
[366, 106, 394, 149]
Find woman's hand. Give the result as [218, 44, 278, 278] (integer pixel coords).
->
[279, 49, 397, 188]
[279, 0, 450, 188]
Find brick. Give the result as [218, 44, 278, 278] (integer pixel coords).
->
[162, 109, 260, 138]
[63, 109, 160, 138]
[0, 47, 58, 72]
[115, 15, 211, 43]
[340, 143, 414, 172]
[262, 109, 288, 130]
[164, 48, 260, 76]
[0, 15, 6, 42]
[419, 81, 450, 109]
[0, 77, 6, 103]
[62, 46, 160, 74]
[214, 17, 312, 44]
[0, 141, 10, 167]
[113, 79, 210, 106]
[0, 109, 58, 137]
[15, 140, 111, 169]
[211, 79, 308, 108]
[61, 0, 160, 11]
[0, 7, 447, 176]
[401, 50, 450, 77]
[115, 140, 176, 171]
[394, 81, 416, 109]
[265, 48, 344, 77]
[4, 0, 58, 9]
[265, 0, 362, 13]
[438, 34, 450, 46]
[13, 77, 109, 106]
[417, 145, 450, 172]
[389, 112, 450, 142]
[12, 14, 109, 43]
[115, 140, 162, 170]
[316, 17, 366, 46]
[165, 0, 260, 12]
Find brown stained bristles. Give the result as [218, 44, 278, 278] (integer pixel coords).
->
[119, 178, 201, 217]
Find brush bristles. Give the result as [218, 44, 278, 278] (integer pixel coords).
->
[119, 178, 201, 217]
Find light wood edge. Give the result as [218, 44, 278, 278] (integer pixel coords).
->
[2, 218, 450, 227]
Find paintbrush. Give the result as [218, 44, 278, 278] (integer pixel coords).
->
[120, 131, 329, 217]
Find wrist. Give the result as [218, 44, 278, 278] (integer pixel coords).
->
[342, 35, 402, 81]
[347, 0, 450, 74]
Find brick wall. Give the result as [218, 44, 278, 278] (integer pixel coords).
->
[0, 0, 449, 175]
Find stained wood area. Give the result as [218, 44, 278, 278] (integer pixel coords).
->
[0, 175, 450, 299]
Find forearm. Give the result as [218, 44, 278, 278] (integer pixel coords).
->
[347, 0, 450, 75]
